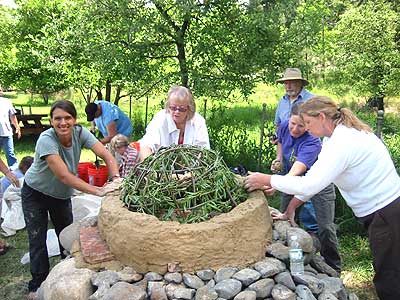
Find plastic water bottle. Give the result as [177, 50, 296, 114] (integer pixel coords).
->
[288, 235, 304, 276]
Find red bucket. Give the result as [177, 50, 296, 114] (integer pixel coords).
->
[88, 165, 108, 187]
[77, 162, 95, 183]
[130, 141, 140, 151]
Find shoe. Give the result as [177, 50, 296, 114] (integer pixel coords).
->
[27, 291, 38, 300]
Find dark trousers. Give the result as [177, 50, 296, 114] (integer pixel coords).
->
[360, 196, 400, 300]
[311, 184, 341, 273]
[21, 182, 73, 292]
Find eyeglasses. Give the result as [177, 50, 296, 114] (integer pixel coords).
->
[169, 105, 188, 112]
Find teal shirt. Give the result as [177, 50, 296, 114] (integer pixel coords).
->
[24, 126, 98, 199]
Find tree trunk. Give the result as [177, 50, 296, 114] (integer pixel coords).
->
[114, 85, 122, 106]
[42, 92, 49, 105]
[105, 80, 112, 101]
[96, 89, 103, 100]
[176, 36, 188, 87]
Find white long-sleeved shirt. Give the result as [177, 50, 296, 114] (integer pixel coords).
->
[271, 125, 400, 217]
[140, 109, 210, 153]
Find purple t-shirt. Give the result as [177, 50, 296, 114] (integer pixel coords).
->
[277, 119, 321, 174]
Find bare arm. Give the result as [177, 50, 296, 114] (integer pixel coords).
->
[276, 142, 283, 161]
[45, 154, 102, 195]
[271, 196, 303, 226]
[139, 145, 153, 161]
[287, 161, 307, 176]
[0, 158, 19, 187]
[10, 115, 21, 139]
[100, 121, 117, 144]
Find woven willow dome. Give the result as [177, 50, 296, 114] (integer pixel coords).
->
[120, 145, 247, 223]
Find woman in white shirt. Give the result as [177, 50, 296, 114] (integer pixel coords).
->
[244, 96, 400, 300]
[139, 85, 210, 159]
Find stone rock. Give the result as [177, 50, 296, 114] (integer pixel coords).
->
[165, 272, 183, 284]
[274, 271, 296, 290]
[214, 267, 239, 283]
[318, 291, 339, 300]
[151, 285, 168, 300]
[91, 270, 119, 287]
[254, 257, 286, 278]
[310, 255, 339, 278]
[295, 284, 317, 300]
[286, 227, 314, 253]
[59, 222, 80, 252]
[40, 258, 95, 300]
[145, 272, 164, 281]
[133, 278, 148, 291]
[89, 270, 120, 300]
[165, 283, 185, 300]
[197, 270, 215, 281]
[271, 283, 296, 300]
[273, 221, 292, 241]
[232, 268, 261, 286]
[320, 277, 347, 300]
[174, 287, 196, 300]
[148, 281, 166, 297]
[265, 242, 289, 261]
[293, 274, 324, 295]
[100, 282, 146, 300]
[214, 279, 242, 299]
[233, 290, 256, 300]
[195, 286, 219, 300]
[118, 266, 144, 283]
[206, 279, 216, 289]
[247, 278, 274, 298]
[304, 264, 318, 275]
[183, 273, 205, 289]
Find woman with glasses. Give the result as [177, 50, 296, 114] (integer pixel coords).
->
[140, 85, 210, 159]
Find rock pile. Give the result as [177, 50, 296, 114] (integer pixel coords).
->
[38, 208, 358, 300]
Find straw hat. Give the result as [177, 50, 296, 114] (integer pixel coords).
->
[276, 68, 309, 85]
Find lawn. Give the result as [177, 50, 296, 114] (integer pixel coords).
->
[0, 86, 387, 299]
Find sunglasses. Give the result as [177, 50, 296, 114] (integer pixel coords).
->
[169, 105, 188, 112]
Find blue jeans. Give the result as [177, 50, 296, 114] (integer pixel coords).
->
[0, 135, 18, 168]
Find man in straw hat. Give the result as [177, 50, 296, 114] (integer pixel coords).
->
[274, 67, 313, 129]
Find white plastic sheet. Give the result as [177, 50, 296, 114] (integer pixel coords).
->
[21, 229, 60, 264]
[1, 178, 25, 236]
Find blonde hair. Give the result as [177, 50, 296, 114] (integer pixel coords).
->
[165, 85, 196, 120]
[110, 134, 129, 156]
[301, 96, 372, 132]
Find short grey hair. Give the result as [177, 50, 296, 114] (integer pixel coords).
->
[165, 85, 196, 120]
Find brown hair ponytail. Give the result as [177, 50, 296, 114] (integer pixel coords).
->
[300, 96, 372, 132]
